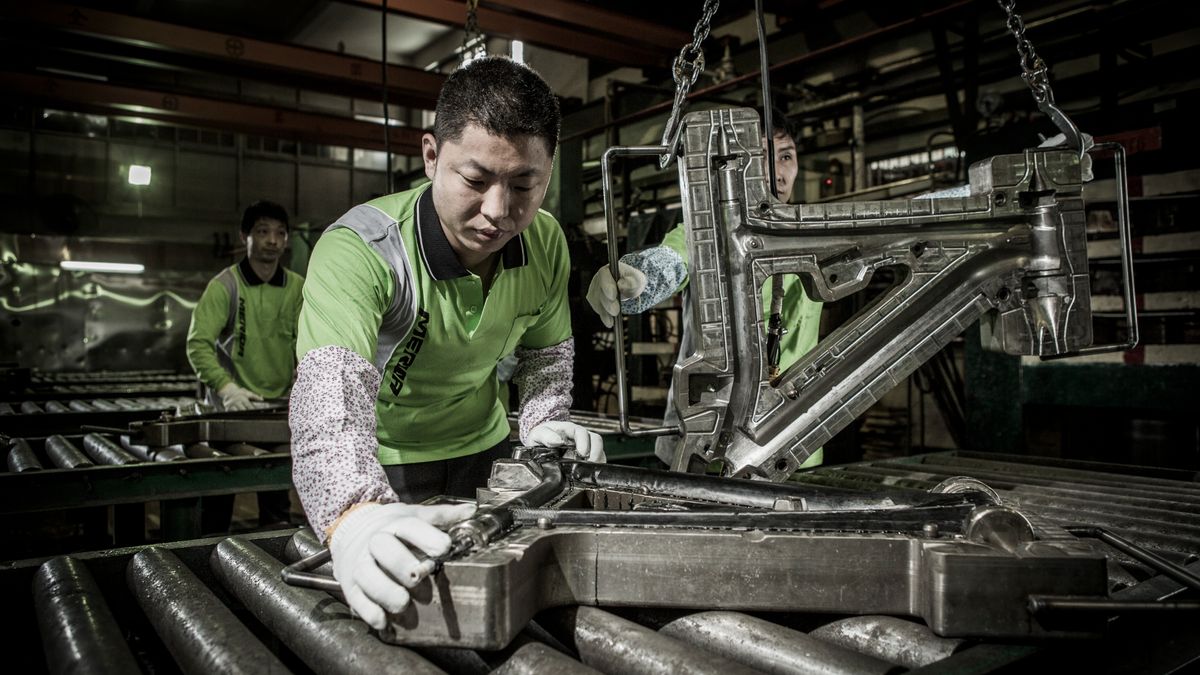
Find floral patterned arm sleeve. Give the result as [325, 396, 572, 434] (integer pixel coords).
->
[289, 345, 398, 543]
[513, 338, 574, 444]
[618, 246, 688, 315]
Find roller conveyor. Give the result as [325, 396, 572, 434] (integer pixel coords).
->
[7, 451, 1198, 674]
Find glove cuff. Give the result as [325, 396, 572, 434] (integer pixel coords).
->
[328, 502, 385, 554]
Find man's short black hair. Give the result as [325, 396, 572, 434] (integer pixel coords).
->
[767, 106, 796, 143]
[433, 56, 560, 155]
[241, 200, 289, 234]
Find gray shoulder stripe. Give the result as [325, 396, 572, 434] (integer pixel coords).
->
[326, 203, 396, 241]
[327, 203, 420, 373]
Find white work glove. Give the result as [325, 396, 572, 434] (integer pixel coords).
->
[329, 501, 476, 630]
[528, 420, 606, 463]
[586, 262, 648, 328]
[1040, 132, 1095, 182]
[217, 382, 262, 411]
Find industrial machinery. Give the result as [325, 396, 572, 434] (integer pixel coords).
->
[9, 451, 1199, 674]
[0, 408, 293, 558]
[271, 100, 1151, 659]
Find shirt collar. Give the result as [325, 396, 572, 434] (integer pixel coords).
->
[238, 257, 286, 287]
[414, 186, 529, 282]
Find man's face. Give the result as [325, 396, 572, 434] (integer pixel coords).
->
[766, 131, 798, 202]
[422, 123, 553, 269]
[242, 217, 288, 264]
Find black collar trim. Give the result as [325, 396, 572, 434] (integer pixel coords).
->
[239, 257, 285, 287]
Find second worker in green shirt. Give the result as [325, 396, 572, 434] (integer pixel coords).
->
[290, 56, 603, 629]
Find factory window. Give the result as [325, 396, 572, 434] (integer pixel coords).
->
[354, 148, 389, 171]
[300, 142, 349, 163]
[36, 109, 108, 136]
[109, 118, 175, 143]
[868, 146, 960, 184]
[245, 135, 297, 156]
[172, 127, 233, 148]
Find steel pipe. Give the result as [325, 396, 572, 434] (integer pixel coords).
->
[44, 400, 70, 413]
[68, 400, 97, 412]
[660, 611, 900, 675]
[566, 462, 927, 510]
[224, 443, 271, 457]
[491, 642, 601, 675]
[128, 547, 287, 674]
[513, 502, 979, 536]
[20, 400, 45, 414]
[82, 433, 141, 465]
[809, 615, 964, 669]
[120, 435, 186, 462]
[184, 443, 226, 459]
[211, 537, 445, 675]
[540, 606, 759, 675]
[33, 556, 141, 674]
[45, 435, 94, 468]
[7, 438, 44, 472]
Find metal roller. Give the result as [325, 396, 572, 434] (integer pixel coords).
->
[43, 432, 93, 466]
[43, 400, 70, 413]
[82, 433, 141, 465]
[19, 400, 44, 414]
[540, 606, 760, 675]
[660, 611, 901, 675]
[491, 643, 602, 675]
[120, 435, 186, 462]
[127, 547, 287, 674]
[224, 443, 270, 457]
[68, 400, 97, 412]
[90, 399, 122, 411]
[6, 438, 44, 472]
[210, 537, 445, 675]
[184, 443, 226, 459]
[809, 615, 965, 669]
[284, 528, 328, 571]
[45, 435, 94, 468]
[0, 402, 12, 414]
[33, 556, 141, 674]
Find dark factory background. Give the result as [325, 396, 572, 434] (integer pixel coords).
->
[2, 1, 1199, 673]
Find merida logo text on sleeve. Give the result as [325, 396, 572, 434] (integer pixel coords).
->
[236, 297, 247, 357]
[389, 308, 430, 395]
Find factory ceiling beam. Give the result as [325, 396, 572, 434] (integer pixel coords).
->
[562, 0, 979, 141]
[481, 0, 691, 49]
[335, 0, 676, 68]
[2, 72, 424, 155]
[13, 2, 445, 109]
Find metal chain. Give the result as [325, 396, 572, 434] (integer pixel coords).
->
[462, 0, 485, 61]
[996, 0, 1052, 103]
[659, 0, 721, 169]
[996, 0, 1087, 155]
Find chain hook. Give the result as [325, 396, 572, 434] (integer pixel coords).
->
[996, 0, 1084, 158]
[659, 0, 720, 169]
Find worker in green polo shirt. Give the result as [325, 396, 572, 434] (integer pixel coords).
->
[586, 113, 825, 470]
[187, 199, 304, 529]
[290, 56, 603, 629]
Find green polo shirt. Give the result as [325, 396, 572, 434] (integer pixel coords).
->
[297, 185, 572, 464]
[186, 259, 304, 399]
[662, 223, 825, 468]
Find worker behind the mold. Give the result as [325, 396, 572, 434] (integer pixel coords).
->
[586, 112, 826, 469]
